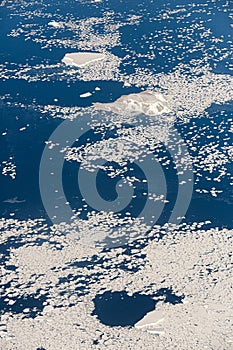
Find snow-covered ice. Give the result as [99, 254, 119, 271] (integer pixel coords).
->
[62, 52, 106, 68]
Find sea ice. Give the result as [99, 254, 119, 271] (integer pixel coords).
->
[94, 90, 171, 116]
[135, 309, 165, 335]
[48, 21, 63, 28]
[62, 52, 106, 68]
[80, 92, 92, 98]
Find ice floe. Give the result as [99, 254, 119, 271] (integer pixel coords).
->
[80, 92, 92, 98]
[62, 52, 106, 68]
[48, 21, 64, 29]
[94, 91, 171, 117]
[135, 309, 165, 335]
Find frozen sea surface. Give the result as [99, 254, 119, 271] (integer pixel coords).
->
[0, 0, 233, 349]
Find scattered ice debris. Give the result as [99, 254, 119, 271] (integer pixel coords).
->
[123, 81, 131, 87]
[1, 158, 16, 179]
[210, 187, 223, 197]
[63, 122, 172, 175]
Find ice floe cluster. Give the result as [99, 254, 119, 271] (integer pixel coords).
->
[0, 158, 16, 180]
[0, 218, 232, 349]
[1, 0, 233, 349]
[63, 121, 172, 174]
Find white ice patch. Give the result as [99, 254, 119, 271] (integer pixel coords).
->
[94, 90, 171, 117]
[48, 21, 63, 29]
[80, 92, 92, 98]
[135, 309, 165, 335]
[62, 52, 106, 68]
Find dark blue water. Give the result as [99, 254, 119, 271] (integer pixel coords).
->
[0, 293, 47, 318]
[0, 0, 232, 226]
[92, 289, 183, 326]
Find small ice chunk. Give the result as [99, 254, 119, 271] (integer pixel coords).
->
[80, 92, 92, 98]
[23, 308, 30, 313]
[62, 52, 106, 68]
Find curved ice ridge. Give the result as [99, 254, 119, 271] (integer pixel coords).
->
[94, 90, 171, 116]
